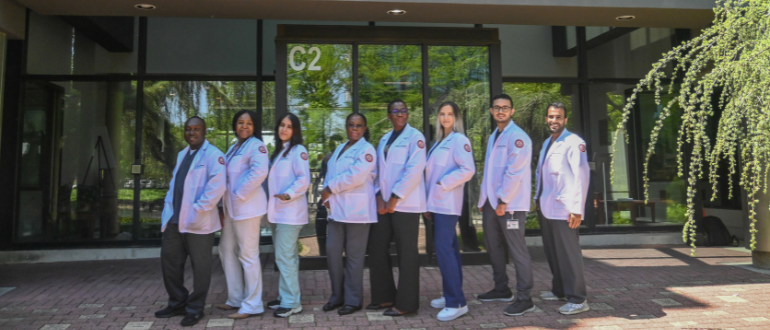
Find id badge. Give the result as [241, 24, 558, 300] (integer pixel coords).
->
[506, 213, 519, 230]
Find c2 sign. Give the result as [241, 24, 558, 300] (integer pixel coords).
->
[290, 46, 321, 71]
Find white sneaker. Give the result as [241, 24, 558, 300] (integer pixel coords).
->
[430, 297, 446, 309]
[273, 306, 302, 318]
[436, 305, 468, 322]
[539, 291, 567, 301]
[558, 301, 590, 315]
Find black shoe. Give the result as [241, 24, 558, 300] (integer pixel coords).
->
[504, 299, 536, 316]
[267, 300, 281, 310]
[463, 244, 482, 252]
[154, 306, 186, 318]
[180, 312, 203, 326]
[337, 305, 362, 316]
[366, 302, 393, 310]
[382, 307, 414, 316]
[322, 302, 344, 312]
[478, 289, 515, 302]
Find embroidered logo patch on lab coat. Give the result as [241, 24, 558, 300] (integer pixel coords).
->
[417, 140, 425, 149]
[365, 154, 374, 162]
[218, 157, 225, 165]
[301, 152, 309, 161]
[515, 139, 524, 148]
[259, 146, 267, 153]
[579, 144, 586, 152]
[464, 144, 471, 152]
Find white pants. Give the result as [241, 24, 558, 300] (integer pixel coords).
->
[219, 214, 264, 314]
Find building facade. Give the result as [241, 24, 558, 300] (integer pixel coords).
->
[0, 0, 745, 263]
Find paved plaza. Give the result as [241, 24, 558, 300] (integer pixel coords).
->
[1, 245, 769, 329]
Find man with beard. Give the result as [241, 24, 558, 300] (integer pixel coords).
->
[534, 102, 590, 315]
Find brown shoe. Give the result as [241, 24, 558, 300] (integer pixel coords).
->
[228, 312, 261, 319]
[216, 304, 238, 311]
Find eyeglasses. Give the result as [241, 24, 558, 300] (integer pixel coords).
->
[346, 123, 366, 129]
[491, 106, 512, 113]
[389, 108, 408, 115]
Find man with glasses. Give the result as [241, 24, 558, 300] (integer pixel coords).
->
[477, 94, 536, 317]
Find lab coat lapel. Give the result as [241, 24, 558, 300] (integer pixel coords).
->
[186, 140, 210, 180]
[386, 124, 412, 165]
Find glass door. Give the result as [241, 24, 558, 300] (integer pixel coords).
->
[276, 25, 502, 261]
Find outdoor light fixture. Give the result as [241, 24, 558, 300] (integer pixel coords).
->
[387, 9, 406, 16]
[135, 4, 156, 10]
[616, 15, 635, 21]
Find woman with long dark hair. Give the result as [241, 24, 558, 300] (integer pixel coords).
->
[216, 110, 269, 319]
[319, 113, 377, 316]
[265, 113, 310, 318]
[424, 101, 475, 321]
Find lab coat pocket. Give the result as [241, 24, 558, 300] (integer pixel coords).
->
[389, 147, 408, 164]
[340, 193, 367, 219]
[547, 153, 563, 173]
[432, 149, 449, 167]
[275, 161, 292, 177]
[430, 185, 453, 209]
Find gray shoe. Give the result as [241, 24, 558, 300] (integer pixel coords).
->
[539, 291, 567, 301]
[558, 301, 590, 315]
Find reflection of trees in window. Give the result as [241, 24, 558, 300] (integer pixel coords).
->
[359, 45, 423, 146]
[142, 81, 257, 182]
[287, 44, 352, 158]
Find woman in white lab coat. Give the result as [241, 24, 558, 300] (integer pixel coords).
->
[217, 110, 270, 319]
[367, 99, 427, 316]
[320, 113, 377, 316]
[424, 101, 476, 322]
[265, 113, 311, 318]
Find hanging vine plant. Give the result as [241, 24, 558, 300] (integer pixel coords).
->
[611, 0, 770, 253]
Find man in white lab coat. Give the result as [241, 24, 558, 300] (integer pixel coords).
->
[534, 102, 591, 315]
[154, 116, 227, 327]
[476, 94, 536, 317]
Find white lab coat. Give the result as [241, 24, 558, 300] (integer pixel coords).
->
[478, 120, 532, 212]
[425, 132, 476, 216]
[324, 139, 378, 223]
[267, 143, 311, 225]
[161, 140, 227, 234]
[534, 129, 590, 220]
[375, 124, 427, 213]
[223, 136, 269, 220]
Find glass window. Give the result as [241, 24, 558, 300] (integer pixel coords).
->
[17, 81, 136, 242]
[26, 12, 138, 75]
[146, 18, 258, 75]
[588, 83, 686, 226]
[358, 44, 424, 145]
[140, 81, 258, 238]
[588, 27, 676, 79]
[503, 82, 581, 230]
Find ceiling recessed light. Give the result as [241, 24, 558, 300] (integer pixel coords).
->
[135, 4, 156, 10]
[616, 15, 635, 21]
[387, 9, 406, 16]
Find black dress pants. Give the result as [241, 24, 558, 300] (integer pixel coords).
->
[161, 224, 215, 314]
[367, 211, 420, 312]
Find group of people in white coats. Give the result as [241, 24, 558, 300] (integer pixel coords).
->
[153, 92, 591, 327]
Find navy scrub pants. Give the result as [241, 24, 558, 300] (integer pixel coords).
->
[433, 213, 467, 308]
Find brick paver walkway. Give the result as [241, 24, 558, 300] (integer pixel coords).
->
[1, 245, 768, 329]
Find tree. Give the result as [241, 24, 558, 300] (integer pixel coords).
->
[611, 0, 770, 252]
